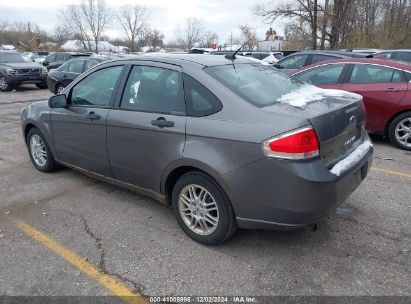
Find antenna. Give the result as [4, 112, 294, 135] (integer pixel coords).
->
[225, 36, 255, 60]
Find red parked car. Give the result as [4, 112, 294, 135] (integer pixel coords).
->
[291, 58, 411, 150]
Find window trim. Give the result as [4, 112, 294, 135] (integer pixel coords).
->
[67, 64, 126, 109]
[114, 62, 186, 116]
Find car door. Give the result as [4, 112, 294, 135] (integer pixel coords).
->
[107, 62, 186, 192]
[50, 64, 125, 176]
[339, 63, 408, 131]
[292, 63, 347, 90]
[275, 54, 310, 74]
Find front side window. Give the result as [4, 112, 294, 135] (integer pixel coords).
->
[68, 60, 84, 74]
[278, 54, 308, 69]
[206, 63, 304, 108]
[310, 54, 338, 64]
[58, 61, 69, 72]
[84, 60, 98, 72]
[120, 65, 185, 114]
[183, 74, 222, 117]
[349, 64, 404, 83]
[70, 65, 123, 107]
[294, 64, 345, 85]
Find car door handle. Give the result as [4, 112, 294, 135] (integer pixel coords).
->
[151, 117, 174, 128]
[384, 88, 401, 92]
[88, 112, 101, 121]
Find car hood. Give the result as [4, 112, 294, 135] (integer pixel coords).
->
[1, 62, 44, 69]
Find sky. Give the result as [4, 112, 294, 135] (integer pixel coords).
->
[0, 0, 284, 44]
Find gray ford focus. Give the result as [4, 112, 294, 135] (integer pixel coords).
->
[21, 54, 373, 244]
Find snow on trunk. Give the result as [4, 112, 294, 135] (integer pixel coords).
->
[330, 139, 373, 176]
[277, 85, 362, 108]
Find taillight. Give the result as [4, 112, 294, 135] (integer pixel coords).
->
[262, 127, 319, 160]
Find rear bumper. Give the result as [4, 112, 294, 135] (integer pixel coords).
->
[224, 137, 373, 230]
[5, 74, 47, 86]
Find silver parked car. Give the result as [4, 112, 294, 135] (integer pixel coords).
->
[21, 54, 373, 244]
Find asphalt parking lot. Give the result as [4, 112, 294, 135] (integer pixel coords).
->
[0, 86, 410, 302]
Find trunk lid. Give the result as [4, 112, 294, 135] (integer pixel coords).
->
[264, 87, 366, 167]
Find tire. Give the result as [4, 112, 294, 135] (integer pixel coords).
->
[36, 83, 48, 89]
[388, 111, 411, 150]
[55, 84, 65, 95]
[0, 76, 13, 92]
[27, 127, 59, 172]
[172, 171, 237, 245]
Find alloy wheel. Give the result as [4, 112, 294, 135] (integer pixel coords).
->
[0, 77, 8, 90]
[394, 117, 411, 148]
[178, 184, 219, 235]
[57, 86, 65, 94]
[30, 134, 47, 167]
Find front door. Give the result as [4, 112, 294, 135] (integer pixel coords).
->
[50, 65, 125, 176]
[107, 63, 186, 192]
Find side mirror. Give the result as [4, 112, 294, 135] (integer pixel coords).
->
[274, 63, 283, 69]
[42, 61, 48, 66]
[48, 94, 68, 108]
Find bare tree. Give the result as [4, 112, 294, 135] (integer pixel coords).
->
[61, 0, 111, 53]
[200, 31, 218, 48]
[116, 5, 149, 52]
[142, 27, 164, 50]
[238, 24, 258, 50]
[0, 20, 9, 34]
[175, 18, 205, 50]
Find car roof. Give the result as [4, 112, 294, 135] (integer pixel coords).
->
[284, 50, 366, 58]
[292, 58, 411, 74]
[110, 53, 252, 67]
[375, 49, 411, 53]
[0, 50, 19, 54]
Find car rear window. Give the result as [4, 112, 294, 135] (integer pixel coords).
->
[205, 63, 303, 108]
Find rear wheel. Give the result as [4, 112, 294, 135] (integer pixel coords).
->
[172, 172, 237, 245]
[0, 76, 13, 92]
[55, 84, 65, 94]
[388, 112, 411, 150]
[27, 127, 59, 172]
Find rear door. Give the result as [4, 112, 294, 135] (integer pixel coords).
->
[106, 62, 186, 192]
[340, 63, 408, 131]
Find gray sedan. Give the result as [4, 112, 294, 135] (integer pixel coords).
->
[21, 54, 373, 244]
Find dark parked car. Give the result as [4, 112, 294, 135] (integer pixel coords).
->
[0, 50, 48, 92]
[21, 54, 373, 244]
[292, 58, 411, 150]
[274, 51, 366, 74]
[47, 57, 108, 94]
[42, 52, 91, 70]
[372, 49, 411, 64]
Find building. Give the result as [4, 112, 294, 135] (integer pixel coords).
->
[258, 28, 286, 51]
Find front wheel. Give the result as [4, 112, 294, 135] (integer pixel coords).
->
[388, 112, 411, 150]
[55, 84, 66, 94]
[172, 172, 237, 245]
[0, 76, 13, 92]
[27, 127, 59, 172]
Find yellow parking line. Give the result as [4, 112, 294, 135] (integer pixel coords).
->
[371, 167, 411, 178]
[13, 220, 147, 304]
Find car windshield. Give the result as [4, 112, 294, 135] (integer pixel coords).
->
[0, 53, 26, 63]
[205, 63, 304, 107]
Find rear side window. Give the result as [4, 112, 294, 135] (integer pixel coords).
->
[68, 60, 84, 73]
[278, 54, 308, 69]
[183, 74, 222, 117]
[120, 65, 185, 115]
[404, 71, 411, 82]
[349, 64, 404, 83]
[252, 53, 269, 60]
[310, 54, 338, 64]
[393, 52, 411, 63]
[295, 64, 345, 85]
